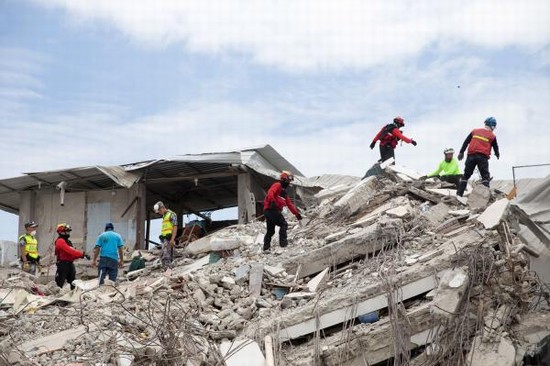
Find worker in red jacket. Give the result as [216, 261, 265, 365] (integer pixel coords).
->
[263, 171, 302, 252]
[456, 117, 500, 196]
[370, 116, 417, 163]
[54, 223, 89, 290]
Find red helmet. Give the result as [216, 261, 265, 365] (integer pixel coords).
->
[56, 223, 72, 234]
[393, 116, 405, 127]
[280, 171, 294, 182]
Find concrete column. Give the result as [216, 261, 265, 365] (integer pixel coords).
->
[135, 183, 146, 249]
[18, 191, 36, 230]
[238, 173, 256, 224]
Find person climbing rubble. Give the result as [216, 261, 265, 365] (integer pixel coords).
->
[92, 222, 124, 285]
[370, 116, 417, 163]
[420, 148, 462, 188]
[18, 221, 40, 275]
[456, 117, 500, 197]
[154, 201, 178, 267]
[54, 223, 89, 290]
[263, 171, 302, 252]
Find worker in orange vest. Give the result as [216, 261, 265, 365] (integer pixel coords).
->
[456, 117, 500, 196]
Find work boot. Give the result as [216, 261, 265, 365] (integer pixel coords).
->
[456, 180, 468, 197]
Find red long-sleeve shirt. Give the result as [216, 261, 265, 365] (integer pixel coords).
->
[263, 182, 300, 217]
[372, 124, 412, 148]
[55, 237, 84, 262]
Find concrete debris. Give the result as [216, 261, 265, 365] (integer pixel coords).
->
[306, 267, 329, 292]
[468, 184, 492, 210]
[220, 337, 265, 366]
[476, 198, 510, 229]
[1, 169, 547, 366]
[468, 336, 516, 366]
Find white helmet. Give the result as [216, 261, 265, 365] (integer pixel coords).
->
[443, 148, 454, 155]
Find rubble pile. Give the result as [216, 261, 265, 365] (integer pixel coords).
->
[1, 166, 549, 366]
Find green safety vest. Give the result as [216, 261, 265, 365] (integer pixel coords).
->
[19, 234, 39, 259]
[161, 210, 176, 237]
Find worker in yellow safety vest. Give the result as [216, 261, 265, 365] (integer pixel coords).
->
[19, 221, 40, 275]
[153, 201, 178, 267]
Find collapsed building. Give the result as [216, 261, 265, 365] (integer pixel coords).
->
[0, 155, 549, 366]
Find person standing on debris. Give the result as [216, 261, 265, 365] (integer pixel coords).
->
[54, 223, 89, 290]
[456, 117, 500, 197]
[19, 221, 40, 275]
[370, 116, 417, 163]
[92, 222, 124, 285]
[421, 148, 462, 188]
[154, 201, 178, 266]
[263, 171, 302, 252]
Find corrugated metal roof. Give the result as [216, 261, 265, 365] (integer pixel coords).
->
[0, 144, 302, 215]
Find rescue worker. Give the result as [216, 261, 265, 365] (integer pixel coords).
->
[370, 116, 417, 163]
[421, 148, 462, 188]
[92, 222, 124, 285]
[456, 117, 500, 197]
[54, 223, 89, 290]
[19, 221, 40, 275]
[263, 171, 302, 252]
[153, 201, 177, 267]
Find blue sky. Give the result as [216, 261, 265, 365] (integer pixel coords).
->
[1, 0, 549, 241]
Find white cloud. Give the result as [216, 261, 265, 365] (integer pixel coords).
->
[30, 0, 550, 71]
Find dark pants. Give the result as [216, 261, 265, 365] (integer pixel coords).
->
[55, 261, 76, 290]
[21, 254, 40, 275]
[263, 209, 288, 250]
[457, 153, 490, 196]
[440, 174, 462, 189]
[98, 257, 119, 285]
[379, 144, 395, 163]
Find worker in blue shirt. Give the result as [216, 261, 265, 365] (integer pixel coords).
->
[92, 222, 124, 285]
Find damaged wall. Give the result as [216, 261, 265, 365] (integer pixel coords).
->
[17, 187, 138, 255]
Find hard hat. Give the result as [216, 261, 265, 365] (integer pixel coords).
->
[443, 148, 455, 154]
[393, 116, 405, 127]
[105, 222, 114, 230]
[153, 201, 164, 213]
[56, 223, 72, 234]
[484, 117, 497, 127]
[280, 171, 294, 182]
[24, 221, 38, 229]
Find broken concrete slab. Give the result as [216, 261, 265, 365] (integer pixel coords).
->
[211, 238, 241, 251]
[476, 198, 510, 229]
[185, 236, 212, 255]
[220, 338, 265, 366]
[306, 268, 329, 292]
[468, 184, 491, 211]
[422, 202, 450, 225]
[14, 325, 91, 357]
[334, 176, 379, 217]
[467, 336, 516, 366]
[284, 220, 402, 278]
[387, 164, 423, 180]
[172, 255, 210, 276]
[449, 209, 470, 216]
[252, 230, 480, 342]
[431, 268, 469, 318]
[249, 263, 264, 298]
[264, 265, 285, 277]
[386, 205, 412, 218]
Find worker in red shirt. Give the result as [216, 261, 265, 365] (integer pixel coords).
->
[54, 223, 89, 290]
[456, 117, 500, 197]
[263, 171, 302, 252]
[370, 116, 417, 163]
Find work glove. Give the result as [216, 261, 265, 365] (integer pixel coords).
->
[369, 142, 376, 150]
[22, 262, 30, 272]
[296, 213, 303, 220]
[83, 253, 91, 260]
[411, 140, 417, 146]
[496, 154, 500, 160]
[457, 152, 464, 161]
